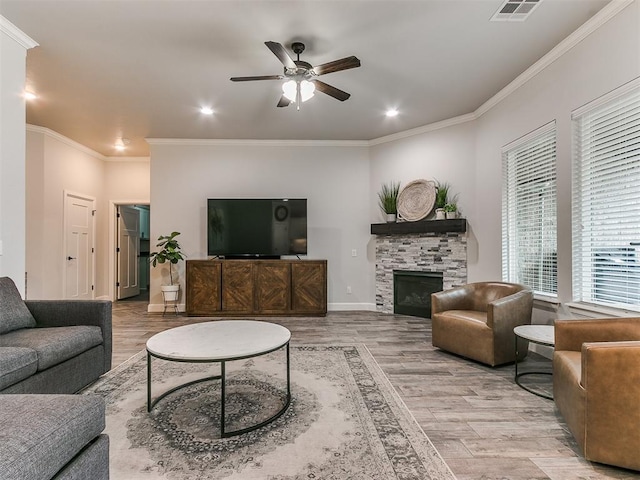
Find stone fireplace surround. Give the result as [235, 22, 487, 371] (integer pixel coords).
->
[374, 231, 467, 314]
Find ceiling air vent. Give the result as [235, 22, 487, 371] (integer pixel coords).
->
[491, 0, 543, 22]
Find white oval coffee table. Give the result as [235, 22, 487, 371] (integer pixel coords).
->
[146, 320, 291, 438]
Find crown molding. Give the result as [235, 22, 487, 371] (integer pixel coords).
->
[146, 138, 369, 148]
[0, 16, 38, 49]
[475, 0, 635, 117]
[104, 156, 150, 163]
[27, 125, 106, 161]
[369, 113, 477, 146]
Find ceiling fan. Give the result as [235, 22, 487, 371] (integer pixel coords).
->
[230, 41, 361, 109]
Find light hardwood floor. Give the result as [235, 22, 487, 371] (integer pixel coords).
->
[112, 299, 639, 480]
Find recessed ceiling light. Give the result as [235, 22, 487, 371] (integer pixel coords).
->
[385, 109, 399, 117]
[114, 138, 130, 151]
[24, 91, 37, 100]
[200, 106, 214, 115]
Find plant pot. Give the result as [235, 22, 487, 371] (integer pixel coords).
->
[435, 208, 446, 220]
[445, 211, 457, 219]
[386, 213, 397, 223]
[161, 284, 180, 302]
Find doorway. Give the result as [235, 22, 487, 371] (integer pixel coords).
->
[114, 204, 150, 301]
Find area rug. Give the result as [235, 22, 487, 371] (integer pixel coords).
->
[82, 344, 456, 480]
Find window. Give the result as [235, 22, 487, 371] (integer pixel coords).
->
[573, 82, 640, 310]
[502, 123, 557, 295]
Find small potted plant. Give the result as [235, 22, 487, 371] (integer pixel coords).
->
[444, 203, 458, 219]
[434, 181, 450, 220]
[378, 181, 401, 222]
[149, 231, 186, 301]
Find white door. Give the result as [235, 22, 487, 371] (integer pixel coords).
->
[64, 193, 95, 299]
[117, 205, 141, 299]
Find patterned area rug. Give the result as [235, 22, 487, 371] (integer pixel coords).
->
[83, 344, 456, 480]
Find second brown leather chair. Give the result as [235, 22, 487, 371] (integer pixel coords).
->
[554, 317, 640, 471]
[431, 282, 534, 366]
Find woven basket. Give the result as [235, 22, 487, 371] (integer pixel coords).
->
[397, 179, 436, 221]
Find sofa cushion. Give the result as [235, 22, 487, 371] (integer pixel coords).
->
[0, 277, 36, 335]
[0, 347, 38, 390]
[0, 326, 103, 371]
[0, 394, 105, 480]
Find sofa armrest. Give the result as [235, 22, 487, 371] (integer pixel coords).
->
[580, 341, 640, 470]
[487, 289, 533, 331]
[25, 300, 112, 372]
[555, 317, 640, 352]
[431, 285, 474, 315]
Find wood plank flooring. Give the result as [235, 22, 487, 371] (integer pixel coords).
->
[111, 300, 640, 480]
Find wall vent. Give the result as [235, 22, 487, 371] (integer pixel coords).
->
[491, 0, 543, 22]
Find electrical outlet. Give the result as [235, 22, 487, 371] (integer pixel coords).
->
[347, 286, 352, 294]
[351, 249, 357, 257]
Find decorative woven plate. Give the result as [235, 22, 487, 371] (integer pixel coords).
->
[397, 179, 436, 221]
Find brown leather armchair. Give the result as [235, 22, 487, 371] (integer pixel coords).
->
[431, 282, 533, 366]
[553, 317, 640, 471]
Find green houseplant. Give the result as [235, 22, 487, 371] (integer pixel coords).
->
[378, 181, 401, 222]
[149, 231, 186, 301]
[434, 181, 451, 219]
[444, 202, 458, 219]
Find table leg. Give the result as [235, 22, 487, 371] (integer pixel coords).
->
[147, 351, 152, 412]
[220, 360, 226, 437]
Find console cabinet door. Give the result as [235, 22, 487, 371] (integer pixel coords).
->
[291, 261, 327, 314]
[255, 262, 291, 314]
[186, 261, 221, 315]
[221, 261, 254, 313]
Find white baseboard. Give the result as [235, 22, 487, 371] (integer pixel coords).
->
[146, 303, 375, 314]
[95, 295, 110, 301]
[147, 303, 186, 314]
[328, 302, 376, 311]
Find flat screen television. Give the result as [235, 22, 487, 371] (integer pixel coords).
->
[207, 198, 307, 258]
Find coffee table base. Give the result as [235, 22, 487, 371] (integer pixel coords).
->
[147, 342, 291, 438]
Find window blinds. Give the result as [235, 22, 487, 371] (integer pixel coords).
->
[502, 124, 557, 295]
[573, 85, 640, 310]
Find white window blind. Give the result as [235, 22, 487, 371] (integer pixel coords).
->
[573, 84, 640, 310]
[502, 124, 557, 295]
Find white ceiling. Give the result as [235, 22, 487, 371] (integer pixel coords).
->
[1, 0, 611, 157]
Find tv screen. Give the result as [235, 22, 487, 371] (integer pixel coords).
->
[207, 198, 307, 258]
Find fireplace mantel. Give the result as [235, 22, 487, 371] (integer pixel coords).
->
[370, 218, 466, 235]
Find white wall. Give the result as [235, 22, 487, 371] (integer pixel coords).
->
[0, 18, 37, 295]
[25, 127, 151, 299]
[148, 142, 372, 312]
[369, 121, 478, 269]
[368, 1, 640, 320]
[472, 0, 640, 304]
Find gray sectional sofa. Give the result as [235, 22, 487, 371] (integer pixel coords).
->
[0, 277, 112, 480]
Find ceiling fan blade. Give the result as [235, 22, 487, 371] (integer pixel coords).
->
[277, 95, 292, 108]
[265, 41, 297, 70]
[230, 75, 284, 82]
[312, 56, 361, 76]
[312, 80, 351, 101]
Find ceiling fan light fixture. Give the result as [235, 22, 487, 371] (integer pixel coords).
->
[300, 80, 315, 102]
[282, 79, 315, 103]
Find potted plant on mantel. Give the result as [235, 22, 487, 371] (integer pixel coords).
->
[444, 203, 458, 219]
[378, 181, 401, 222]
[434, 181, 450, 220]
[149, 231, 186, 302]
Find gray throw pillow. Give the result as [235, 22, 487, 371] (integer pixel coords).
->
[0, 277, 36, 334]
